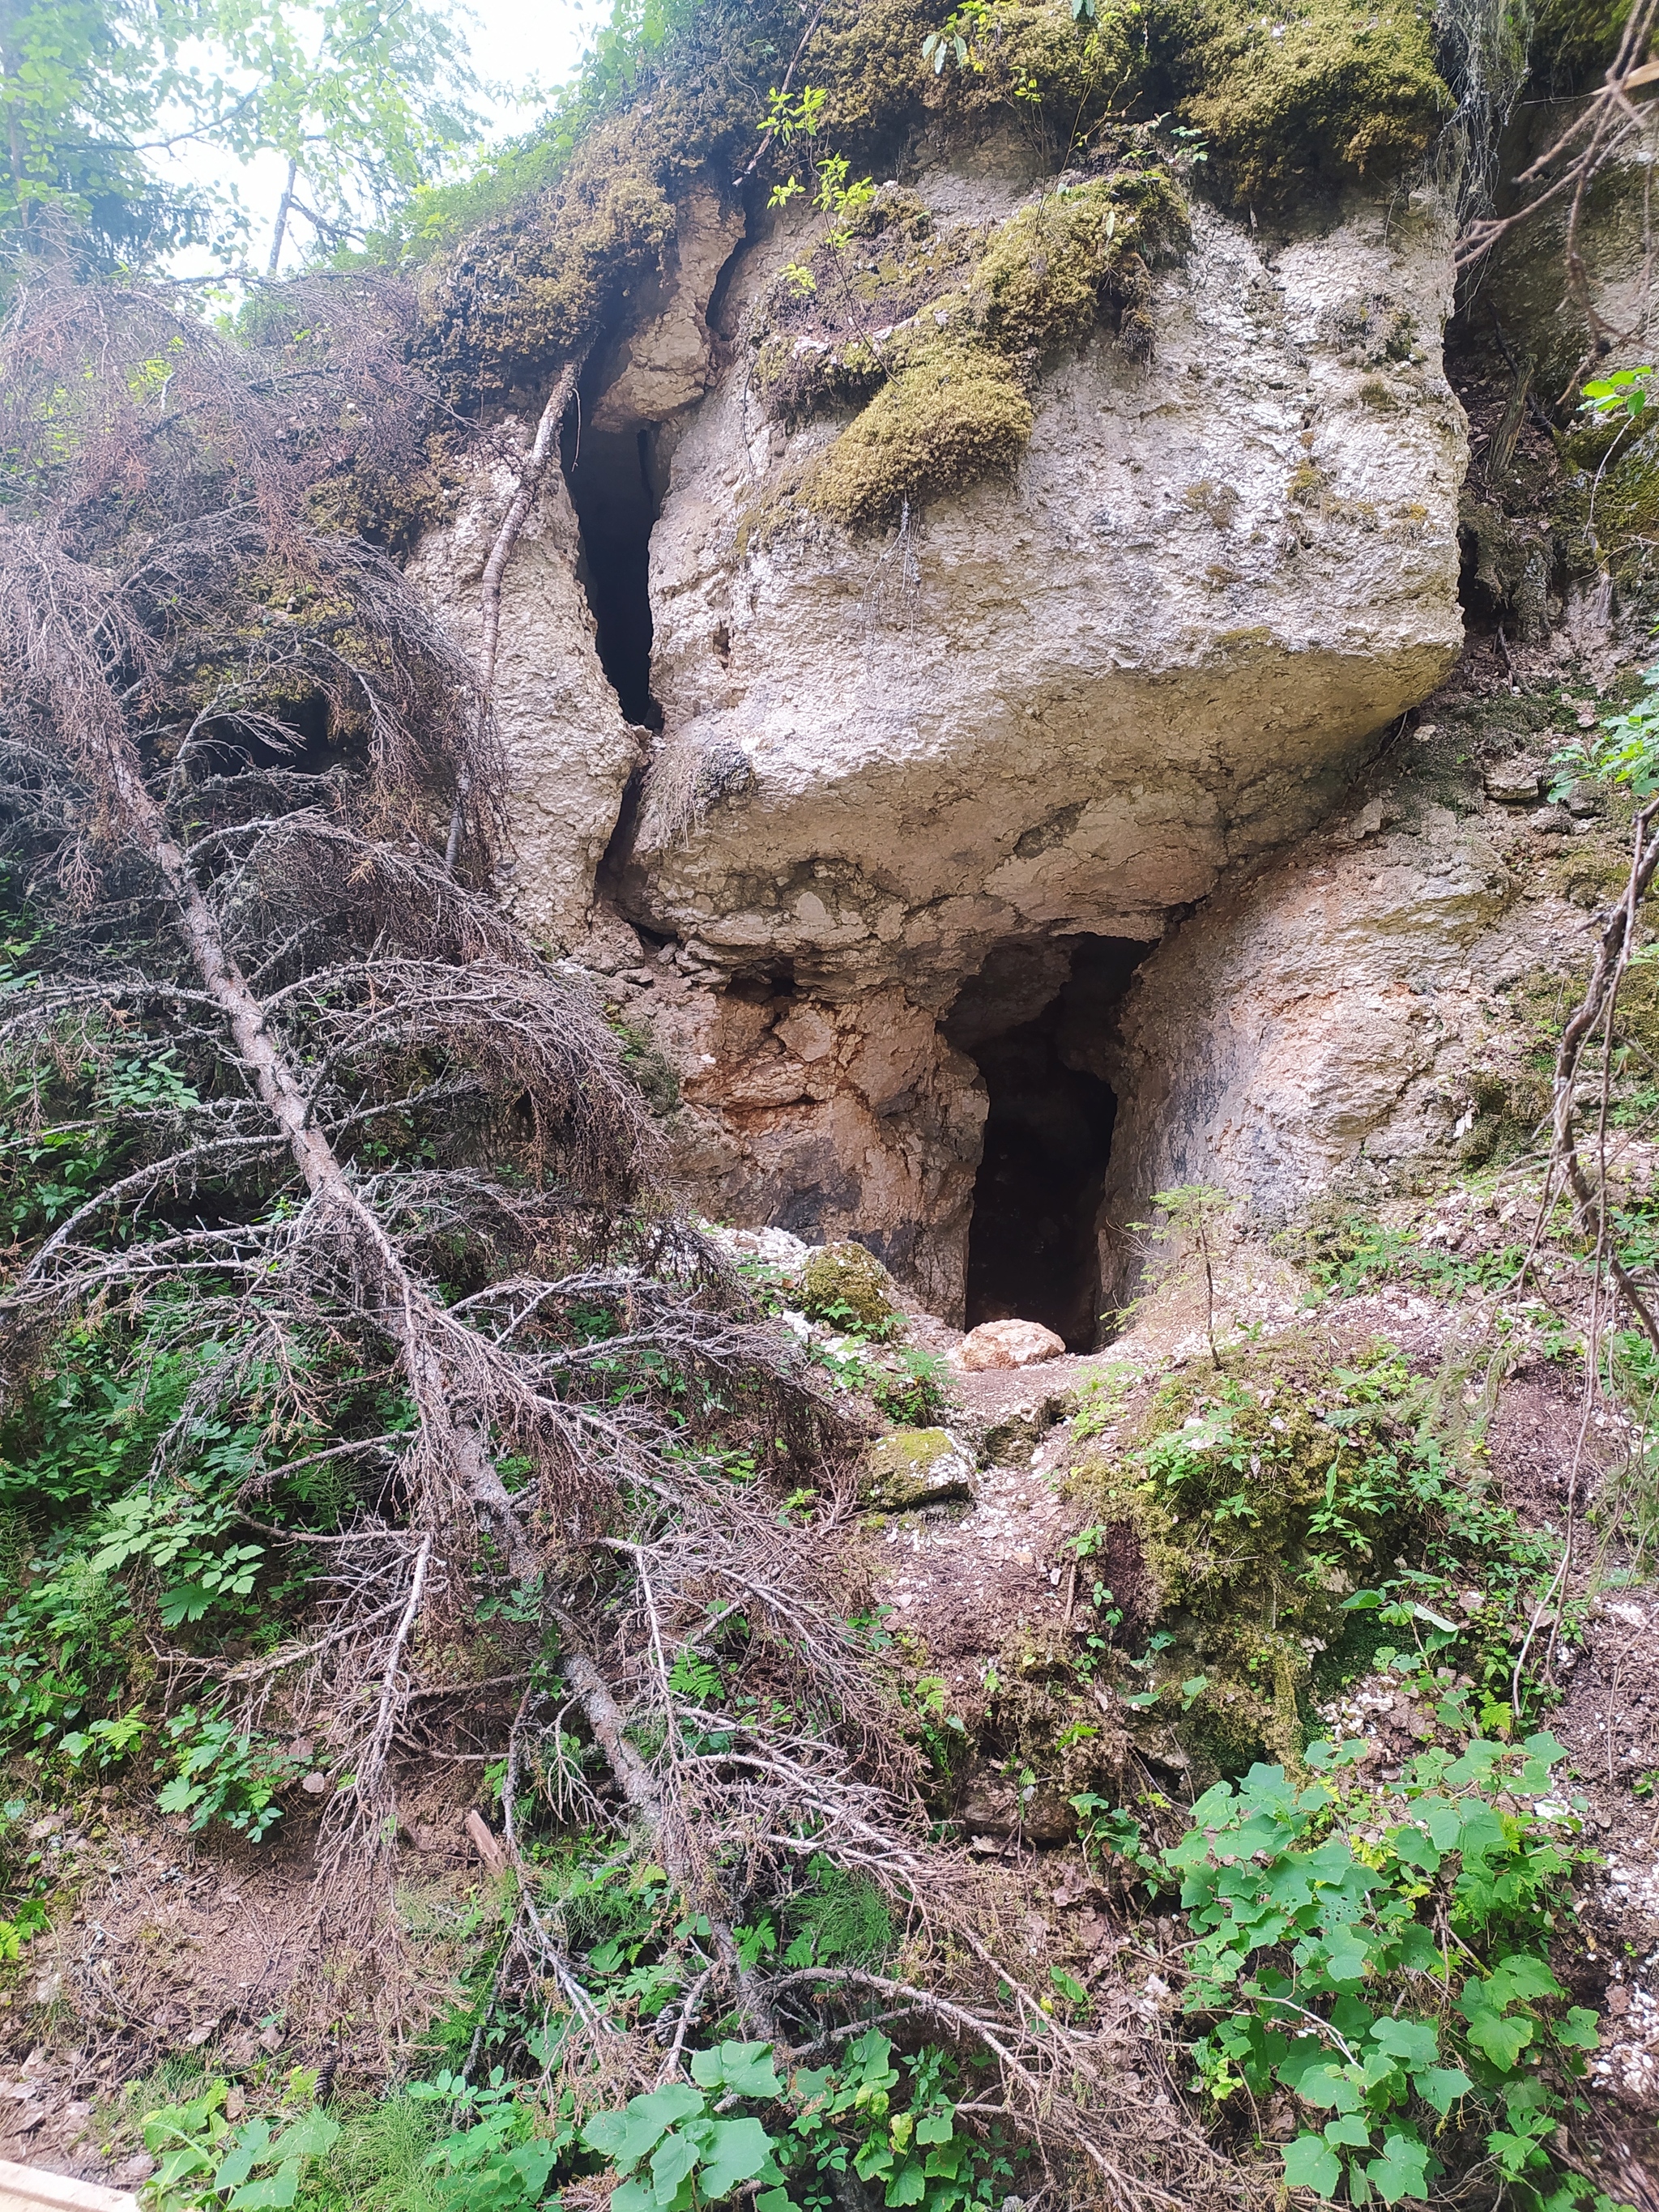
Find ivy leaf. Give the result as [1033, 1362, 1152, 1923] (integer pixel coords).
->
[1282, 2133, 1342, 2196]
[226, 2167, 302, 2211]
[1461, 2007, 1533, 2071]
[1555, 2007, 1600, 2052]
[691, 2042, 783, 2099]
[1414, 2066, 1473, 2116]
[884, 2163, 928, 2208]
[1324, 2113, 1373, 2148]
[1486, 1954, 1563, 2007]
[582, 2085, 705, 2172]
[1370, 2018, 1439, 2069]
[650, 2129, 699, 2201]
[1366, 2133, 1430, 2205]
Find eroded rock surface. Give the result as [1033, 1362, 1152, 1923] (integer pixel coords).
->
[621, 182, 1466, 994]
[407, 449, 639, 945]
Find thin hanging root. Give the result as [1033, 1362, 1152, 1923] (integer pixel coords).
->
[1542, 795, 1659, 1355]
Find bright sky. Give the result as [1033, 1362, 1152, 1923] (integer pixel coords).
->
[163, 0, 604, 280]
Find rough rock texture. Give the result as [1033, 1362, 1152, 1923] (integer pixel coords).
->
[588, 184, 747, 432]
[955, 1319, 1068, 1371]
[1096, 767, 1589, 1295]
[407, 450, 639, 945]
[620, 952, 986, 1315]
[1482, 102, 1657, 392]
[619, 179, 1466, 995]
[861, 1428, 977, 1511]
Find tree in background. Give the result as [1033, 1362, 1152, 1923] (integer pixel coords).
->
[0, 0, 481, 273]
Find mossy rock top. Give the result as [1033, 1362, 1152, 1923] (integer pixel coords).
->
[799, 1240, 901, 1332]
[863, 1428, 975, 1510]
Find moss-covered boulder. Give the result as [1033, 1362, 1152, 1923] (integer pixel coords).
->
[862, 1428, 975, 1511]
[800, 1240, 901, 1334]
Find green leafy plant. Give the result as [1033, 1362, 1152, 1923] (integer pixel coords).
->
[141, 2078, 340, 2209]
[1552, 663, 1659, 799]
[409, 2068, 574, 2208]
[156, 1707, 302, 1840]
[581, 2042, 783, 2210]
[1580, 366, 1654, 424]
[778, 2030, 1013, 2211]
[1168, 1735, 1611, 2210]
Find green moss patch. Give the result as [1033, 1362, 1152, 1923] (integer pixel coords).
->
[808, 342, 1034, 531]
[800, 1239, 902, 1333]
[757, 171, 1184, 533]
[1063, 1336, 1549, 1780]
[1160, 0, 1449, 202]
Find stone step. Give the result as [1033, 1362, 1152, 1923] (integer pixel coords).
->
[0, 2160, 137, 2212]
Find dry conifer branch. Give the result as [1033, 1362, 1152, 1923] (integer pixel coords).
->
[1457, 0, 1659, 397]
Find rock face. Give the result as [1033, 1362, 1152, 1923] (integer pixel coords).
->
[587, 185, 747, 432]
[621, 180, 1466, 996]
[1096, 771, 1586, 1297]
[426, 154, 1490, 1331]
[407, 448, 640, 946]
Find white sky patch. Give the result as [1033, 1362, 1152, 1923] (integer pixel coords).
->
[160, 0, 602, 284]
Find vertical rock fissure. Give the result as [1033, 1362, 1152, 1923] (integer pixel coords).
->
[566, 418, 665, 731]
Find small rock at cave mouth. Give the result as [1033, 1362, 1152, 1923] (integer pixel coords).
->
[954, 1319, 1067, 1371]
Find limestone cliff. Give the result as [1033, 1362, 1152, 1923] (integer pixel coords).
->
[403, 24, 1641, 1343]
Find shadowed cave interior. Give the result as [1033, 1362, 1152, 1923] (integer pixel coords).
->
[946, 936, 1152, 1352]
[566, 418, 666, 730]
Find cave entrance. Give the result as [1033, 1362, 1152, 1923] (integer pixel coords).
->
[565, 418, 665, 729]
[946, 936, 1152, 1352]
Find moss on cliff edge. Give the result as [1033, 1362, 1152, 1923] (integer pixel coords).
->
[1159, 0, 1448, 201]
[757, 169, 1184, 531]
[417, 0, 939, 399]
[414, 0, 1450, 407]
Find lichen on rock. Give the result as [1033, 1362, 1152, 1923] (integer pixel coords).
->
[862, 1426, 976, 1509]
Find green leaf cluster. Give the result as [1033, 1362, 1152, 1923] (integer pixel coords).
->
[581, 2044, 783, 2212]
[1168, 1737, 1608, 2209]
[143, 2079, 341, 2210]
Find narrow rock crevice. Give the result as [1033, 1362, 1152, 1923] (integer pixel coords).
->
[565, 417, 665, 730]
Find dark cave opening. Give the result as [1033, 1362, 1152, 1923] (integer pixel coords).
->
[565, 419, 665, 729]
[946, 936, 1152, 1352]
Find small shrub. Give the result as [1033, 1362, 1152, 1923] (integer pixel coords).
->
[1169, 1735, 1610, 2212]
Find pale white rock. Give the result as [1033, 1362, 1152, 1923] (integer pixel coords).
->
[700, 1221, 813, 1269]
[406, 441, 639, 947]
[955, 1319, 1068, 1371]
[617, 185, 1467, 996]
[588, 185, 745, 431]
